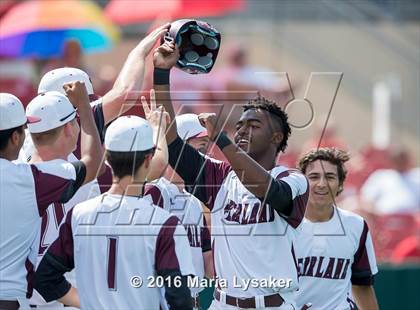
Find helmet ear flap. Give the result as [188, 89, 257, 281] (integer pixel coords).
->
[163, 19, 221, 74]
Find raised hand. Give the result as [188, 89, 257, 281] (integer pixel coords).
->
[141, 89, 170, 133]
[63, 81, 89, 109]
[137, 23, 170, 58]
[198, 113, 219, 141]
[153, 41, 180, 70]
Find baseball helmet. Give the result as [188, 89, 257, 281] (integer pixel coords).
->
[163, 19, 221, 74]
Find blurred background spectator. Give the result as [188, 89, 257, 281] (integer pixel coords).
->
[361, 147, 419, 215]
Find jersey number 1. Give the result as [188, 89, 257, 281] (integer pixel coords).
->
[107, 236, 118, 290]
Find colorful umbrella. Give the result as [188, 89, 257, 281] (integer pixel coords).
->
[105, 0, 245, 25]
[0, 0, 120, 58]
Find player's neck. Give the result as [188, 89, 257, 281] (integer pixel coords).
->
[0, 148, 19, 161]
[164, 169, 185, 192]
[254, 152, 277, 171]
[30, 146, 68, 162]
[108, 173, 148, 197]
[305, 202, 335, 222]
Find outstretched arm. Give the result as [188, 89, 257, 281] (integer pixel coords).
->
[153, 41, 179, 144]
[141, 89, 170, 181]
[151, 44, 231, 208]
[199, 114, 306, 211]
[101, 24, 170, 124]
[64, 81, 103, 185]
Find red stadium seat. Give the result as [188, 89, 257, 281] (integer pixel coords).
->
[370, 213, 420, 263]
[391, 235, 420, 264]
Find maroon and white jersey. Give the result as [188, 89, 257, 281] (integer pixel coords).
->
[0, 158, 85, 301]
[43, 194, 195, 309]
[168, 137, 309, 299]
[144, 177, 211, 296]
[28, 152, 103, 308]
[294, 207, 378, 310]
[210, 165, 308, 297]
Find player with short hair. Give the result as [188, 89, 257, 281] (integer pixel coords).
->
[153, 42, 309, 309]
[141, 93, 213, 308]
[33, 113, 196, 309]
[295, 148, 379, 310]
[0, 85, 102, 310]
[25, 88, 106, 309]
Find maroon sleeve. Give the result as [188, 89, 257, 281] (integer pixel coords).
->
[276, 170, 309, 229]
[31, 162, 86, 216]
[351, 221, 374, 285]
[33, 208, 74, 302]
[73, 102, 105, 158]
[201, 216, 211, 253]
[168, 136, 231, 211]
[144, 184, 165, 209]
[155, 216, 181, 272]
[91, 102, 105, 143]
[47, 208, 75, 265]
[202, 159, 232, 210]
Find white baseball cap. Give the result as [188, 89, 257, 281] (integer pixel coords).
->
[105, 116, 154, 152]
[0, 93, 36, 130]
[176, 113, 208, 140]
[38, 67, 94, 96]
[26, 91, 77, 133]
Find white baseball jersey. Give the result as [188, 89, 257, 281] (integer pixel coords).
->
[16, 102, 112, 308]
[167, 137, 309, 300]
[0, 158, 85, 301]
[294, 207, 378, 310]
[210, 165, 308, 298]
[41, 194, 195, 309]
[28, 152, 105, 308]
[144, 177, 211, 296]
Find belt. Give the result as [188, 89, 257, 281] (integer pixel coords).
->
[214, 289, 284, 308]
[192, 295, 200, 308]
[0, 300, 19, 310]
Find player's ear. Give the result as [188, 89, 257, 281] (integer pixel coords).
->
[62, 122, 72, 137]
[10, 129, 20, 146]
[271, 132, 283, 148]
[143, 154, 152, 169]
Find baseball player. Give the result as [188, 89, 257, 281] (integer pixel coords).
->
[152, 42, 309, 309]
[24, 88, 106, 309]
[176, 113, 211, 155]
[295, 148, 379, 310]
[141, 94, 212, 308]
[167, 112, 213, 230]
[0, 86, 102, 310]
[26, 90, 169, 310]
[33, 114, 195, 309]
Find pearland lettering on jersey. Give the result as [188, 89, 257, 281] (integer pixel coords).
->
[297, 256, 351, 279]
[223, 199, 275, 225]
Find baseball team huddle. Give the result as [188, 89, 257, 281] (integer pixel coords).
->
[0, 23, 379, 310]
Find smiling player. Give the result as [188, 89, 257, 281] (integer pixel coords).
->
[295, 148, 378, 310]
[152, 42, 309, 309]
